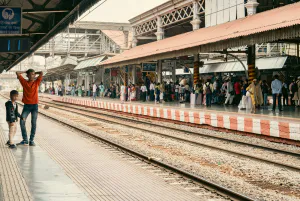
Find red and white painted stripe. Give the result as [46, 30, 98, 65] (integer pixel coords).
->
[59, 97, 300, 141]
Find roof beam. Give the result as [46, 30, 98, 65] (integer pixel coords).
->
[23, 9, 70, 14]
[23, 15, 44, 24]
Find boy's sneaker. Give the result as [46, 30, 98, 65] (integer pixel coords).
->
[29, 141, 36, 146]
[9, 144, 17, 149]
[6, 140, 10, 146]
[17, 140, 29, 146]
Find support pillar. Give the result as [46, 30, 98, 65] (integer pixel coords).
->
[101, 68, 105, 83]
[194, 54, 200, 85]
[155, 16, 164, 41]
[157, 60, 162, 83]
[297, 43, 299, 64]
[172, 62, 176, 83]
[124, 66, 128, 87]
[247, 45, 256, 81]
[190, 0, 201, 30]
[123, 30, 129, 49]
[132, 27, 138, 48]
[267, 43, 271, 56]
[84, 30, 89, 57]
[132, 65, 136, 85]
[245, 0, 259, 15]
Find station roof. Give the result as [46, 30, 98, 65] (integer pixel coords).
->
[75, 56, 107, 71]
[101, 2, 300, 68]
[0, 0, 99, 73]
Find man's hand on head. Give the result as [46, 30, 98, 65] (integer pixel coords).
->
[35, 71, 43, 76]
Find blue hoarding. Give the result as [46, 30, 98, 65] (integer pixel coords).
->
[0, 7, 21, 34]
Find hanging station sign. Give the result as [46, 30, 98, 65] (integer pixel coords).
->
[142, 62, 157, 72]
[0, 7, 22, 34]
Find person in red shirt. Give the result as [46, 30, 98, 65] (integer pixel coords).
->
[234, 80, 242, 105]
[16, 69, 43, 146]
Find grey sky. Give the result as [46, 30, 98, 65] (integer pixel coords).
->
[79, 0, 169, 23]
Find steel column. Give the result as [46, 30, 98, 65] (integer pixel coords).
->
[247, 45, 256, 81]
[193, 54, 199, 85]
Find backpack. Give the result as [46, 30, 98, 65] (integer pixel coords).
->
[205, 84, 212, 94]
[282, 85, 288, 95]
[292, 82, 298, 93]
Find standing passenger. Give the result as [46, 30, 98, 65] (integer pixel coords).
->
[141, 83, 147, 102]
[271, 75, 283, 112]
[92, 82, 97, 101]
[261, 80, 269, 108]
[16, 69, 43, 146]
[149, 82, 155, 101]
[99, 82, 105, 98]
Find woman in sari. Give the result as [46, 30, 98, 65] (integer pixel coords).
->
[246, 79, 263, 113]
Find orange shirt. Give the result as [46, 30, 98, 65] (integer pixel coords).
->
[18, 74, 43, 105]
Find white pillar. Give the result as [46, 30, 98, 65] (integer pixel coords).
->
[245, 0, 259, 16]
[123, 31, 129, 49]
[157, 60, 162, 83]
[155, 16, 164, 41]
[132, 65, 136, 84]
[267, 43, 271, 56]
[132, 27, 138, 47]
[101, 68, 105, 83]
[84, 30, 89, 57]
[190, 0, 201, 30]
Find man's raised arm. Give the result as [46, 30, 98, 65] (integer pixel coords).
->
[35, 71, 44, 77]
[16, 71, 26, 77]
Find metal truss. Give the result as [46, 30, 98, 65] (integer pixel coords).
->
[134, 19, 157, 37]
[161, 4, 193, 27]
[197, 0, 205, 14]
[37, 28, 121, 57]
[133, 0, 205, 36]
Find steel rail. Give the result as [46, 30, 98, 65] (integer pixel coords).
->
[39, 100, 300, 172]
[43, 100, 300, 158]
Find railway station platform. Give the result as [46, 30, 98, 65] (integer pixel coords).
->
[40, 94, 300, 142]
[0, 97, 201, 201]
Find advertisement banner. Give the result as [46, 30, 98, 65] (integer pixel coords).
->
[0, 7, 22, 34]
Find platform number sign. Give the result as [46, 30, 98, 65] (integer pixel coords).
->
[0, 7, 22, 34]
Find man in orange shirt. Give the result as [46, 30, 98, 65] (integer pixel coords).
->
[16, 69, 43, 146]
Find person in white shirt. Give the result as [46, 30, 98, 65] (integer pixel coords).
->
[271, 75, 283, 111]
[224, 79, 234, 105]
[92, 83, 97, 101]
[149, 82, 155, 101]
[141, 83, 147, 102]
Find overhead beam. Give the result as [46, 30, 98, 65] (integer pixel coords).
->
[23, 15, 44, 24]
[137, 36, 157, 40]
[23, 9, 70, 14]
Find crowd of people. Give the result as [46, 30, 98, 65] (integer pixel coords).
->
[45, 75, 300, 113]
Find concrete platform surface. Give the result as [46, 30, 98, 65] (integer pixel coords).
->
[0, 98, 90, 201]
[0, 97, 201, 201]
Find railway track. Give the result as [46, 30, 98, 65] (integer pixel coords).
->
[38, 100, 300, 171]
[0, 94, 255, 201]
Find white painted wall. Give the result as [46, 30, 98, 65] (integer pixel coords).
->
[205, 0, 245, 27]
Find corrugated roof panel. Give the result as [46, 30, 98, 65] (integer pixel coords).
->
[75, 56, 106, 70]
[101, 2, 300, 68]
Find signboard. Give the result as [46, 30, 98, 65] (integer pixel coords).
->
[0, 7, 22, 34]
[0, 38, 30, 52]
[142, 62, 157, 72]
